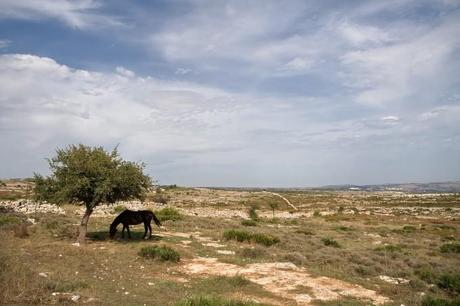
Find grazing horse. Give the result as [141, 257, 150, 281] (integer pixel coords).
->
[109, 210, 161, 239]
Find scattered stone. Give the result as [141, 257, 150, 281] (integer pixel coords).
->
[71, 242, 80, 247]
[379, 275, 409, 285]
[38, 272, 48, 278]
[217, 250, 235, 255]
[71, 295, 80, 302]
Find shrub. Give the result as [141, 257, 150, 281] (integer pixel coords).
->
[440, 243, 460, 254]
[415, 266, 438, 283]
[241, 219, 257, 226]
[0, 215, 21, 226]
[334, 226, 353, 232]
[313, 210, 321, 217]
[152, 193, 170, 205]
[113, 205, 126, 213]
[239, 247, 267, 258]
[139, 245, 180, 262]
[252, 233, 280, 246]
[437, 274, 460, 294]
[374, 244, 403, 253]
[175, 295, 257, 306]
[248, 205, 259, 221]
[321, 238, 340, 248]
[155, 207, 182, 221]
[421, 296, 460, 306]
[223, 230, 279, 246]
[224, 230, 252, 243]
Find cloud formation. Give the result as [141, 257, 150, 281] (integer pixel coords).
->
[0, 1, 459, 186]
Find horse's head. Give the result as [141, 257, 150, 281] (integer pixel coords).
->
[109, 224, 117, 239]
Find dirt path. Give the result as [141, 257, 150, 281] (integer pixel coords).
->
[262, 191, 298, 210]
[162, 231, 390, 305]
[181, 257, 390, 305]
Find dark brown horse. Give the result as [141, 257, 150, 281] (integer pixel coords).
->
[109, 210, 161, 239]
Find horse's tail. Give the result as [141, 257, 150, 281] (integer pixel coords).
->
[151, 212, 162, 228]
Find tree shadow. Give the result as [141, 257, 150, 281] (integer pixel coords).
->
[87, 230, 163, 243]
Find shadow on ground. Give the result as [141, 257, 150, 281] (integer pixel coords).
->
[87, 230, 163, 242]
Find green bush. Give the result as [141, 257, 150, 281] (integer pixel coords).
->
[241, 219, 257, 227]
[422, 296, 460, 306]
[440, 243, 460, 254]
[152, 193, 170, 204]
[223, 230, 279, 246]
[321, 238, 340, 248]
[437, 274, 460, 294]
[175, 295, 258, 306]
[0, 215, 21, 226]
[415, 266, 438, 283]
[139, 245, 180, 262]
[155, 207, 182, 221]
[248, 205, 259, 221]
[374, 244, 403, 253]
[223, 230, 252, 243]
[252, 233, 280, 246]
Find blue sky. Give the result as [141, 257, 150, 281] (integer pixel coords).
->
[0, 0, 459, 187]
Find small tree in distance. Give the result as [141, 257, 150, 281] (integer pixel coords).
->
[34, 144, 152, 244]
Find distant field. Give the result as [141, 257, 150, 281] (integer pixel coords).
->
[0, 180, 459, 305]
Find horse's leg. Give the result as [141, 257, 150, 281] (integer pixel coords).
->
[122, 224, 125, 239]
[148, 222, 152, 239]
[126, 225, 131, 239]
[143, 222, 148, 239]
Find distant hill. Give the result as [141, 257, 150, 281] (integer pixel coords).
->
[319, 181, 460, 193]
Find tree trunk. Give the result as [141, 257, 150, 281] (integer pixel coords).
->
[77, 207, 93, 244]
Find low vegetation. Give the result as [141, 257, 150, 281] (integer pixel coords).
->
[155, 207, 182, 221]
[440, 243, 460, 254]
[175, 295, 258, 306]
[139, 245, 180, 262]
[223, 229, 280, 247]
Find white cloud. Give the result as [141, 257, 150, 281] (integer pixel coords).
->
[0, 0, 121, 29]
[381, 116, 400, 122]
[116, 66, 135, 78]
[340, 13, 460, 106]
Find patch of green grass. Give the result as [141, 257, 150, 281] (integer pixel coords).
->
[321, 237, 340, 248]
[437, 274, 460, 294]
[155, 207, 182, 222]
[223, 230, 279, 247]
[175, 295, 258, 306]
[422, 296, 460, 306]
[252, 233, 280, 246]
[334, 226, 354, 232]
[440, 243, 460, 254]
[0, 215, 21, 226]
[415, 266, 438, 283]
[295, 229, 315, 235]
[374, 244, 403, 253]
[241, 219, 257, 226]
[139, 245, 180, 262]
[248, 205, 259, 221]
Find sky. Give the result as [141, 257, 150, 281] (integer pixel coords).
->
[0, 0, 459, 187]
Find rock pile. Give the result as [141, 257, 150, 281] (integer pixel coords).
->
[0, 200, 65, 215]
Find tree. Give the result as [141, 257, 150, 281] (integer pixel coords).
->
[34, 144, 152, 244]
[268, 201, 279, 219]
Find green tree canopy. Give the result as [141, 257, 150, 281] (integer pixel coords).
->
[34, 144, 152, 243]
